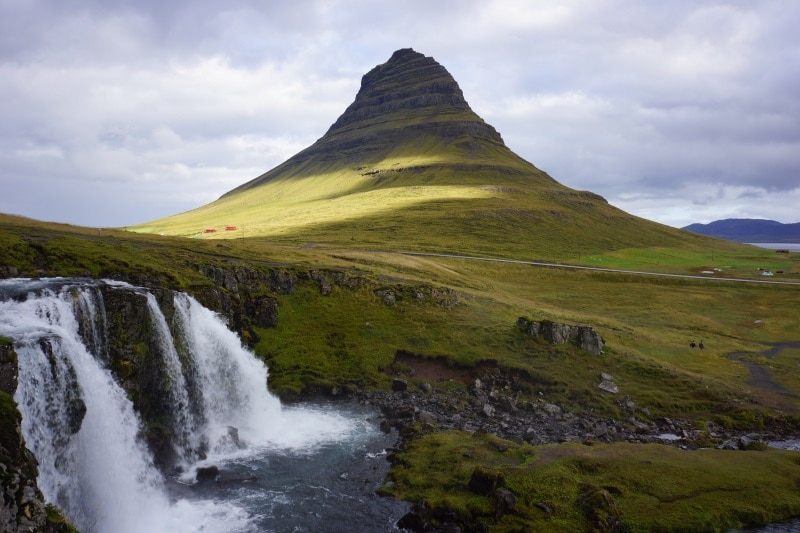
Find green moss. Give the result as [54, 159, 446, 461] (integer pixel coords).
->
[46, 504, 81, 532]
[0, 391, 21, 457]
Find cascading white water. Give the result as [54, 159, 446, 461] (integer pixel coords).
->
[0, 278, 376, 533]
[1, 282, 251, 533]
[169, 293, 360, 461]
[172, 292, 282, 455]
[144, 292, 202, 465]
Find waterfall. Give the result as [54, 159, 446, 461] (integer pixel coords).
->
[144, 292, 202, 465]
[0, 278, 359, 533]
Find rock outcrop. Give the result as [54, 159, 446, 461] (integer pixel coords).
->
[516, 317, 605, 355]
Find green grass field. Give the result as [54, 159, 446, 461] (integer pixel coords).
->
[3, 213, 800, 531]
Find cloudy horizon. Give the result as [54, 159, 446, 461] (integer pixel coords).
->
[1, 0, 798, 229]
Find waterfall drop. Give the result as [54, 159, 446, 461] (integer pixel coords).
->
[0, 278, 402, 533]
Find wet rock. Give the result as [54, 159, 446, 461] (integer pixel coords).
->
[397, 502, 431, 532]
[227, 426, 243, 448]
[0, 265, 19, 278]
[0, 344, 73, 532]
[196, 465, 220, 482]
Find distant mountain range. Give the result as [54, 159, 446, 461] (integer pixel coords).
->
[682, 219, 800, 243]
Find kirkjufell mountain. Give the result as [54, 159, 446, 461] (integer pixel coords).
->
[227, 47, 531, 193]
[134, 48, 719, 260]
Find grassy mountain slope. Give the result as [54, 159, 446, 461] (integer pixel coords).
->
[132, 49, 724, 261]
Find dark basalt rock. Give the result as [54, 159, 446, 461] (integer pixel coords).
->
[195, 465, 220, 482]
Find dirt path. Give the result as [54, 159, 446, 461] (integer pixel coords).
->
[728, 342, 800, 402]
[728, 352, 792, 393]
[390, 250, 800, 286]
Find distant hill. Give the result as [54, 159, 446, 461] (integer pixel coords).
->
[133, 48, 730, 260]
[682, 219, 800, 243]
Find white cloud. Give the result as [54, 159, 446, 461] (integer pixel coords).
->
[0, 0, 798, 228]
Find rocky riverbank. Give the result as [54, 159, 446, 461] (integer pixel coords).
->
[346, 368, 800, 531]
[355, 366, 797, 454]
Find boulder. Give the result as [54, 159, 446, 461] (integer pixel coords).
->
[468, 466, 505, 495]
[392, 378, 408, 392]
[376, 290, 396, 306]
[494, 488, 518, 519]
[269, 270, 297, 295]
[196, 465, 220, 482]
[598, 373, 619, 394]
[576, 326, 604, 355]
[396, 502, 431, 532]
[577, 483, 624, 532]
[312, 271, 332, 295]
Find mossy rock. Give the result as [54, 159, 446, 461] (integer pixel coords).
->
[468, 465, 505, 495]
[577, 482, 625, 532]
[0, 390, 22, 457]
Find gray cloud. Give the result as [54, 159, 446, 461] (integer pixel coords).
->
[0, 0, 798, 228]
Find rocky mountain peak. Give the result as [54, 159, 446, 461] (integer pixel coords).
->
[324, 48, 502, 144]
[223, 48, 511, 193]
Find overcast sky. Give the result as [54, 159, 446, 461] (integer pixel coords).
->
[1, 0, 798, 229]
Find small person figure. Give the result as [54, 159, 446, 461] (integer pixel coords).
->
[699, 340, 704, 350]
[690, 341, 696, 348]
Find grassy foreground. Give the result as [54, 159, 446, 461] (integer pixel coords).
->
[2, 213, 800, 531]
[383, 431, 800, 532]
